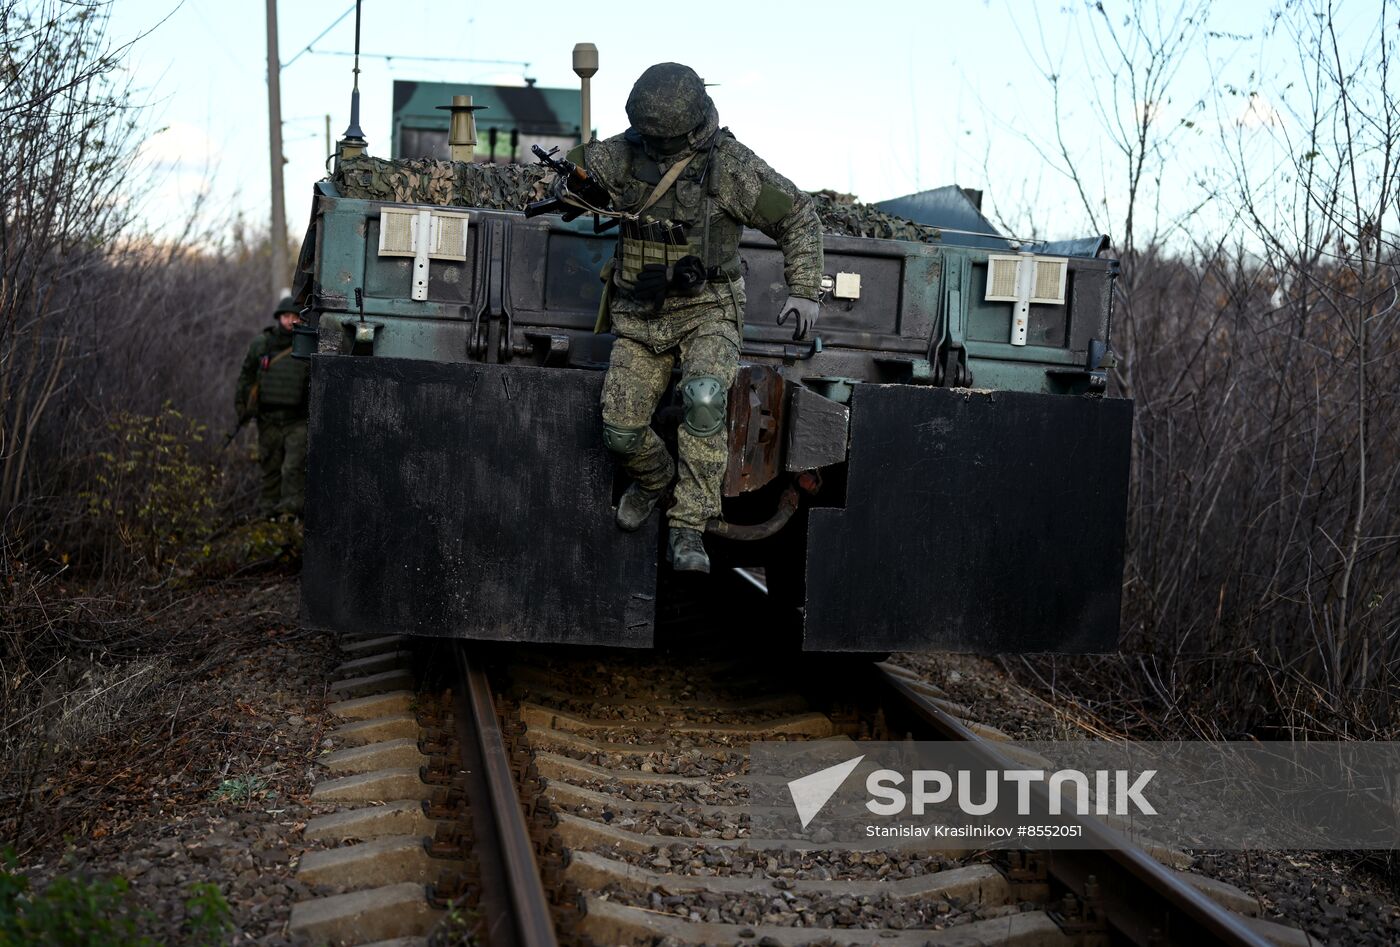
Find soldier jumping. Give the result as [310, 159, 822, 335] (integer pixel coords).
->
[561, 63, 823, 573]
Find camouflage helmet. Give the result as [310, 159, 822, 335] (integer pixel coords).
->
[273, 295, 298, 318]
[626, 63, 713, 139]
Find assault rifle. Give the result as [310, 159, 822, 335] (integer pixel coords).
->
[524, 145, 617, 230]
[222, 414, 251, 450]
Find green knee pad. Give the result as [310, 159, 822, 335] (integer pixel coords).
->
[679, 375, 727, 437]
[603, 423, 648, 455]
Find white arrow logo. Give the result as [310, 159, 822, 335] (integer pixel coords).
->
[786, 755, 865, 829]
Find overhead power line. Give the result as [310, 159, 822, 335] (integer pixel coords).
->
[283, 3, 359, 69]
[303, 49, 532, 70]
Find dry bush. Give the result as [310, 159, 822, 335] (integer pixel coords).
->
[23, 241, 273, 579]
[1101, 245, 1400, 738]
[1, 2, 273, 576]
[1129, 3, 1400, 737]
[1006, 0, 1400, 739]
[2, 0, 143, 523]
[77, 406, 223, 576]
[0, 2, 293, 853]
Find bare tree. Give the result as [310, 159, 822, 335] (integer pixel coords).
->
[1015, 0, 1211, 400]
[0, 2, 270, 565]
[1015, 0, 1399, 737]
[1213, 0, 1400, 704]
[0, 1, 143, 517]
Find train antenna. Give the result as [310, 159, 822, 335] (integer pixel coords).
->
[336, 0, 367, 162]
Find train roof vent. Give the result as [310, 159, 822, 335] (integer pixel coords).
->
[377, 208, 471, 261]
[430, 212, 469, 261]
[985, 254, 1069, 305]
[378, 208, 417, 257]
[985, 255, 1020, 302]
[1031, 257, 1067, 305]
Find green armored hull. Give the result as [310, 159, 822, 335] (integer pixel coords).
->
[295, 160, 1131, 653]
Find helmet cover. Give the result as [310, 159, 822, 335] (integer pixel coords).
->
[626, 63, 713, 139]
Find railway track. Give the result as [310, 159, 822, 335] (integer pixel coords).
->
[286, 578, 1312, 947]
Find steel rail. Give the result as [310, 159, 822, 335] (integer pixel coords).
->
[872, 665, 1272, 947]
[453, 646, 559, 947]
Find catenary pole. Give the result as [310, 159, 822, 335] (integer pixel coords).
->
[266, 0, 289, 301]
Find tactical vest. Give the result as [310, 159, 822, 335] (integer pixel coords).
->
[613, 132, 743, 296]
[253, 329, 310, 412]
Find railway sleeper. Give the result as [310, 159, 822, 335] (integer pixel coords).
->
[330, 668, 416, 700]
[337, 634, 409, 656]
[505, 658, 766, 693]
[329, 689, 416, 721]
[542, 774, 748, 817]
[312, 767, 432, 803]
[288, 883, 443, 945]
[292, 648, 468, 947]
[335, 649, 414, 678]
[320, 737, 426, 774]
[305, 800, 438, 842]
[298, 835, 443, 887]
[566, 850, 1012, 906]
[517, 701, 835, 738]
[331, 713, 421, 746]
[534, 751, 713, 788]
[551, 810, 969, 859]
[521, 723, 710, 758]
[531, 746, 867, 798]
[507, 676, 812, 716]
[576, 896, 1072, 947]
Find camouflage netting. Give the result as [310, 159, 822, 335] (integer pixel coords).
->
[334, 157, 942, 243]
[807, 189, 943, 243]
[336, 156, 552, 208]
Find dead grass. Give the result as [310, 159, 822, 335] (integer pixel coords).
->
[0, 568, 304, 852]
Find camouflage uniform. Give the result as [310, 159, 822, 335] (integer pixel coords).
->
[236, 310, 310, 517]
[577, 64, 823, 539]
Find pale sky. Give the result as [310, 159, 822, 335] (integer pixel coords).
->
[105, 0, 1380, 245]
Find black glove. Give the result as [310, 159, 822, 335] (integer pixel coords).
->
[632, 263, 669, 311]
[670, 255, 707, 296]
[777, 295, 820, 340]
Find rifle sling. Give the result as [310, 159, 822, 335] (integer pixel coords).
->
[637, 153, 694, 216]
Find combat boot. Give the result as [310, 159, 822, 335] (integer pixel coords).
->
[668, 527, 710, 573]
[616, 482, 664, 531]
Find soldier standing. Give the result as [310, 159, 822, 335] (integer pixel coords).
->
[568, 63, 823, 573]
[235, 297, 310, 518]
